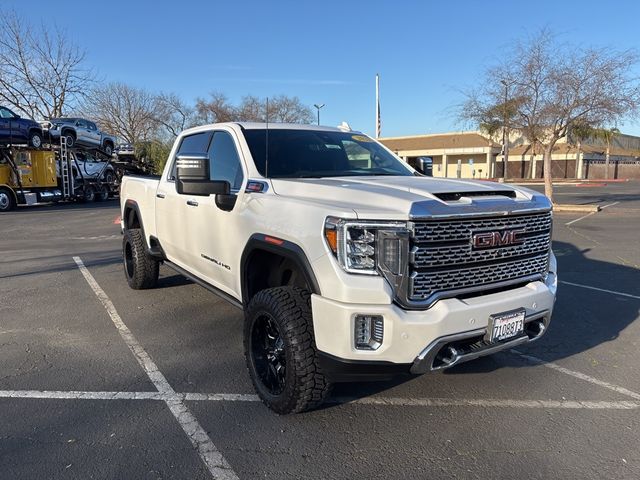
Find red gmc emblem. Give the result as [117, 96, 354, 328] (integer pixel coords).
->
[472, 229, 526, 249]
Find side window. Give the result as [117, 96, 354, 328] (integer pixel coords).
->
[168, 131, 212, 180]
[208, 131, 244, 191]
[87, 122, 97, 131]
[76, 120, 87, 129]
[0, 107, 12, 119]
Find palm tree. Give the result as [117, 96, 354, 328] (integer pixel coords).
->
[593, 127, 620, 180]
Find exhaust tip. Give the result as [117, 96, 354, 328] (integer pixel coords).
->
[434, 346, 459, 369]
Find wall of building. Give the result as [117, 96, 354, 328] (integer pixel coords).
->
[584, 159, 640, 180]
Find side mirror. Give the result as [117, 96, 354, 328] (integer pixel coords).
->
[415, 156, 433, 176]
[175, 153, 230, 196]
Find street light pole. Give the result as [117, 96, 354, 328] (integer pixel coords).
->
[314, 103, 325, 126]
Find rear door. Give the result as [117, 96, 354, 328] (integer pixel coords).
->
[0, 107, 12, 140]
[86, 121, 102, 147]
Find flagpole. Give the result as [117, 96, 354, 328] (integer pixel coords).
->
[375, 73, 380, 139]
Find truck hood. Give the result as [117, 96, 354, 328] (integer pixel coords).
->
[270, 176, 551, 220]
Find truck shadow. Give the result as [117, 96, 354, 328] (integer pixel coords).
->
[328, 240, 640, 404]
[7, 198, 120, 214]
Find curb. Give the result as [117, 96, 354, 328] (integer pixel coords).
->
[553, 204, 601, 213]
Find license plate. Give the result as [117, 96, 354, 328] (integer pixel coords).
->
[486, 308, 525, 342]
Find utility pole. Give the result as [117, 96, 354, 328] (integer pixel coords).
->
[313, 103, 325, 126]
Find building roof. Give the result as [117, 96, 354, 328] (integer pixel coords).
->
[379, 132, 500, 151]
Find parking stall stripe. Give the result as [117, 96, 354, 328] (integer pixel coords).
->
[559, 280, 640, 300]
[1, 390, 639, 410]
[73, 256, 239, 480]
[511, 350, 640, 401]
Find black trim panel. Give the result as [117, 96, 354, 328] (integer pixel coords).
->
[164, 260, 243, 310]
[318, 352, 412, 382]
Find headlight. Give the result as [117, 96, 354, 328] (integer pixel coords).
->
[324, 217, 410, 276]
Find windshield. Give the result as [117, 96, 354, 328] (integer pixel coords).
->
[243, 129, 414, 178]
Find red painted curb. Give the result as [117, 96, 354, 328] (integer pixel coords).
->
[113, 216, 121, 225]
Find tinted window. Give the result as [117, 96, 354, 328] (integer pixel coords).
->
[168, 131, 213, 180]
[0, 107, 15, 119]
[76, 120, 87, 128]
[243, 129, 412, 178]
[208, 131, 243, 190]
[87, 121, 98, 131]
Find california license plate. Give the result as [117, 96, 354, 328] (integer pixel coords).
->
[487, 308, 525, 342]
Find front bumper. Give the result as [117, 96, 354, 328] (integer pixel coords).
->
[311, 271, 557, 378]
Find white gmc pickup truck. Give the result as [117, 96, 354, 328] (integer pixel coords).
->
[120, 123, 558, 414]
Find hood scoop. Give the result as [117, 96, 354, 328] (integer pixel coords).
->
[434, 190, 517, 202]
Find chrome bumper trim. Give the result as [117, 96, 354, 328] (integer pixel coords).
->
[410, 310, 550, 374]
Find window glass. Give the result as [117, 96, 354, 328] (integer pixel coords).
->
[0, 107, 14, 119]
[168, 131, 212, 180]
[208, 131, 244, 190]
[243, 129, 412, 178]
[76, 120, 87, 128]
[88, 122, 97, 131]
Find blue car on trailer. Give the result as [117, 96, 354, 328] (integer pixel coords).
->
[0, 106, 44, 148]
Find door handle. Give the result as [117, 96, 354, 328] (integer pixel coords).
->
[156, 193, 166, 199]
[186, 200, 199, 207]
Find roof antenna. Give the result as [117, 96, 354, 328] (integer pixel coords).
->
[265, 97, 269, 178]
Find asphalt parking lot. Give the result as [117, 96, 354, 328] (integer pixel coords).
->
[1, 181, 639, 479]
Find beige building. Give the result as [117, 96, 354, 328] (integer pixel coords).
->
[380, 130, 640, 180]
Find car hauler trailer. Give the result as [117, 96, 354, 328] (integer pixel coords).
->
[0, 137, 118, 211]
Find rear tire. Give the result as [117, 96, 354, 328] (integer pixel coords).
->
[29, 131, 43, 149]
[96, 185, 109, 202]
[123, 228, 159, 289]
[0, 187, 16, 212]
[82, 185, 96, 202]
[244, 287, 332, 414]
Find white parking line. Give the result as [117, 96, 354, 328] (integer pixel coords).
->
[600, 201, 620, 209]
[565, 211, 596, 226]
[511, 350, 640, 401]
[73, 257, 239, 480]
[1, 389, 638, 410]
[560, 280, 640, 300]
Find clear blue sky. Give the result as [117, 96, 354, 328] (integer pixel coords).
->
[7, 0, 640, 136]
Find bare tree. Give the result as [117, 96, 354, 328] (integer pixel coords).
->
[195, 92, 237, 123]
[460, 30, 640, 200]
[154, 92, 196, 139]
[0, 11, 94, 119]
[81, 82, 160, 144]
[195, 92, 314, 124]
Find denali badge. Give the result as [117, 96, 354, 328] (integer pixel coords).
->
[472, 229, 526, 249]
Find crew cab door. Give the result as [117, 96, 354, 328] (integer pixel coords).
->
[190, 129, 246, 297]
[155, 130, 213, 269]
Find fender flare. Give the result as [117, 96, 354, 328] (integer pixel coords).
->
[122, 199, 145, 237]
[240, 234, 321, 305]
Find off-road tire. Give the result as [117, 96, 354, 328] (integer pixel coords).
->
[122, 228, 159, 289]
[244, 287, 332, 414]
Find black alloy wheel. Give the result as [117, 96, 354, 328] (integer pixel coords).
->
[251, 313, 287, 395]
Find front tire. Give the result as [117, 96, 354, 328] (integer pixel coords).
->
[123, 228, 159, 289]
[244, 287, 332, 414]
[0, 187, 16, 212]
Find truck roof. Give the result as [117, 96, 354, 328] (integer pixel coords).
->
[180, 122, 355, 136]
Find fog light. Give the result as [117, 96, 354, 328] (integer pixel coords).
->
[354, 315, 384, 350]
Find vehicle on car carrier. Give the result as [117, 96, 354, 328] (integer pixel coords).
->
[119, 122, 558, 414]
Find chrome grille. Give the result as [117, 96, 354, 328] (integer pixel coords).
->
[413, 212, 552, 243]
[409, 211, 552, 303]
